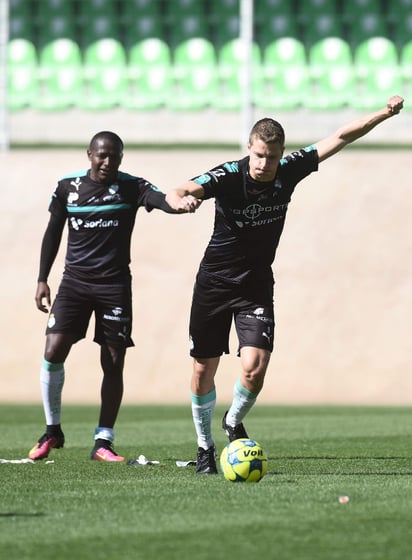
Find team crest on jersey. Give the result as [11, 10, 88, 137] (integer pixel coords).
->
[67, 191, 79, 204]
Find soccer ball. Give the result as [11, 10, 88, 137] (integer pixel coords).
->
[220, 438, 268, 482]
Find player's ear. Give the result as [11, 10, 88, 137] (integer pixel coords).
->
[87, 149, 92, 161]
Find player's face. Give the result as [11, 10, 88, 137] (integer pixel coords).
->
[248, 138, 284, 182]
[88, 138, 123, 184]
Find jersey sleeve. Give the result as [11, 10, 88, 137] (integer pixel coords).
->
[191, 161, 239, 200]
[280, 146, 319, 184]
[138, 181, 176, 213]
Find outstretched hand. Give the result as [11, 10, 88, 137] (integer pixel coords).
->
[166, 191, 202, 213]
[35, 281, 51, 313]
[387, 95, 404, 115]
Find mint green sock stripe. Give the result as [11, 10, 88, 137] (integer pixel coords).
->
[236, 378, 259, 399]
[191, 388, 216, 406]
[42, 358, 64, 372]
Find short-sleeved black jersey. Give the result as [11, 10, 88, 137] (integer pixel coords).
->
[192, 146, 319, 284]
[48, 169, 171, 282]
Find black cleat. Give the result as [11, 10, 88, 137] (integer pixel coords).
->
[222, 411, 249, 442]
[196, 446, 218, 475]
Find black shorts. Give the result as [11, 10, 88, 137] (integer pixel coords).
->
[46, 276, 134, 348]
[189, 269, 274, 358]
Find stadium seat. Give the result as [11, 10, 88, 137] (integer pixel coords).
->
[123, 66, 171, 110]
[257, 14, 299, 47]
[217, 38, 262, 78]
[262, 37, 306, 79]
[308, 37, 352, 78]
[83, 38, 127, 77]
[392, 15, 412, 49]
[168, 15, 209, 48]
[34, 38, 83, 110]
[354, 37, 399, 78]
[168, 67, 217, 110]
[297, 0, 338, 23]
[213, 71, 263, 111]
[257, 67, 309, 110]
[303, 14, 344, 46]
[127, 38, 171, 80]
[37, 38, 82, 77]
[306, 67, 354, 109]
[342, 0, 383, 22]
[213, 15, 240, 47]
[172, 38, 216, 78]
[6, 38, 37, 110]
[307, 37, 354, 109]
[400, 39, 412, 78]
[81, 39, 127, 109]
[9, 0, 33, 40]
[347, 13, 387, 46]
[120, 0, 163, 45]
[78, 0, 119, 46]
[353, 67, 403, 110]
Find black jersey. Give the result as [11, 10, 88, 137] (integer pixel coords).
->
[48, 169, 171, 282]
[192, 146, 319, 284]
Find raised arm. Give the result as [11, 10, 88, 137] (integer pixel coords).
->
[166, 180, 205, 211]
[314, 95, 404, 163]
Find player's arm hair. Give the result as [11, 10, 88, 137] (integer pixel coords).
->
[37, 213, 65, 282]
[315, 95, 404, 162]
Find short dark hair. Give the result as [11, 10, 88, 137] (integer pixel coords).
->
[249, 118, 285, 146]
[89, 131, 124, 152]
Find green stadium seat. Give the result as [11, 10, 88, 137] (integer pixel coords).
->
[297, 0, 338, 23]
[215, 39, 262, 110]
[127, 38, 171, 80]
[262, 37, 306, 80]
[168, 66, 217, 110]
[78, 0, 119, 46]
[9, 0, 33, 40]
[210, 0, 238, 17]
[342, 0, 383, 22]
[169, 38, 217, 110]
[123, 66, 171, 110]
[6, 38, 37, 110]
[400, 40, 412, 78]
[83, 38, 127, 78]
[257, 67, 309, 110]
[120, 0, 163, 45]
[172, 38, 216, 78]
[257, 14, 299, 47]
[303, 14, 344, 46]
[37, 38, 82, 77]
[212, 10, 240, 48]
[306, 67, 355, 109]
[81, 39, 127, 109]
[34, 38, 83, 110]
[354, 37, 399, 78]
[392, 15, 412, 49]
[308, 37, 352, 78]
[213, 71, 264, 111]
[347, 13, 387, 46]
[307, 37, 354, 109]
[168, 15, 209, 48]
[217, 38, 262, 78]
[353, 67, 403, 110]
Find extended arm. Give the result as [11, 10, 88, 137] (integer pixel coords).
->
[165, 181, 205, 211]
[314, 95, 404, 163]
[36, 213, 65, 312]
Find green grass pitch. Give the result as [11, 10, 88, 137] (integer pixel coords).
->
[1, 404, 411, 560]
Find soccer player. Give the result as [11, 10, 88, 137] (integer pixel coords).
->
[166, 95, 405, 474]
[28, 131, 199, 462]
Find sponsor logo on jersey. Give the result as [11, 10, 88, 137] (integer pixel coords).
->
[70, 217, 119, 230]
[232, 202, 288, 227]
